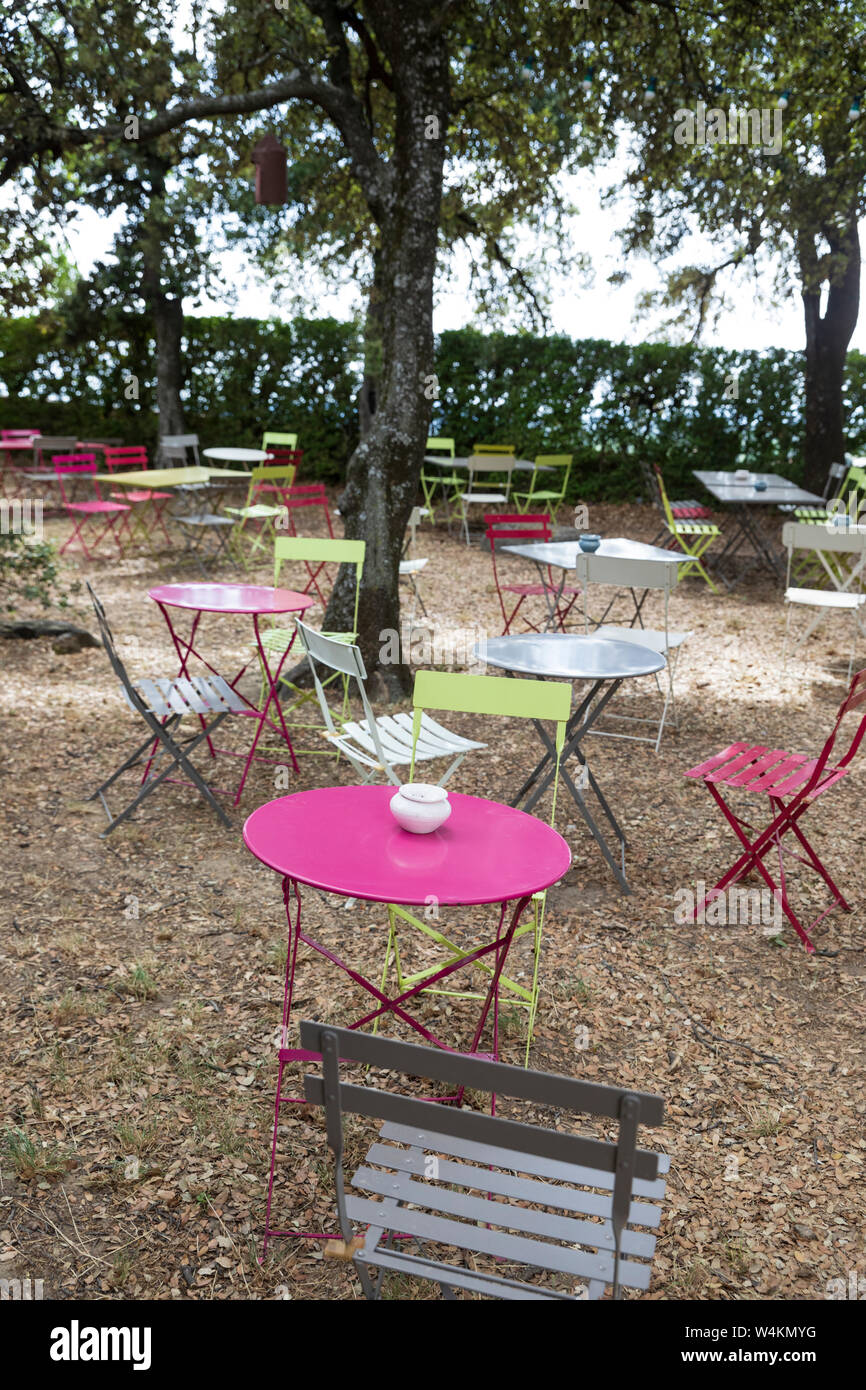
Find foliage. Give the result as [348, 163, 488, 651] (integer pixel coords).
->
[11, 312, 866, 497]
[0, 529, 71, 613]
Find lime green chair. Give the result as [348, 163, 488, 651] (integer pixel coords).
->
[655, 463, 722, 593]
[420, 436, 459, 519]
[473, 443, 517, 455]
[262, 430, 298, 453]
[224, 463, 298, 567]
[513, 454, 573, 520]
[379, 670, 571, 1064]
[260, 536, 365, 723]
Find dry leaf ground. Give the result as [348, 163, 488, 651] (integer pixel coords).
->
[1, 496, 864, 1301]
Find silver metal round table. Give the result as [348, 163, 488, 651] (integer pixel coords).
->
[477, 634, 666, 893]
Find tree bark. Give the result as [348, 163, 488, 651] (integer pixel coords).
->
[141, 161, 187, 462]
[800, 216, 861, 495]
[321, 3, 449, 696]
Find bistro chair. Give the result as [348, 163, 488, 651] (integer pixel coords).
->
[512, 454, 573, 521]
[684, 667, 866, 953]
[160, 433, 201, 467]
[459, 454, 516, 544]
[102, 445, 173, 550]
[484, 513, 579, 634]
[300, 1020, 668, 1301]
[85, 584, 246, 835]
[781, 521, 866, 681]
[295, 619, 485, 782]
[224, 462, 299, 566]
[378, 670, 570, 1062]
[262, 430, 298, 454]
[653, 464, 722, 592]
[399, 506, 430, 619]
[639, 457, 713, 546]
[420, 436, 459, 520]
[576, 551, 689, 753]
[54, 455, 131, 559]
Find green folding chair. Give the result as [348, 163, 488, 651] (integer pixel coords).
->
[224, 463, 298, 567]
[380, 670, 571, 1064]
[420, 436, 459, 520]
[262, 430, 298, 453]
[655, 464, 722, 593]
[512, 454, 573, 520]
[260, 536, 365, 723]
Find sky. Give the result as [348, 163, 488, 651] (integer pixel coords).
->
[59, 156, 855, 356]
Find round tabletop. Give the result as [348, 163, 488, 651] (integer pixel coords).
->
[243, 785, 572, 906]
[148, 583, 315, 616]
[202, 447, 271, 463]
[478, 633, 666, 680]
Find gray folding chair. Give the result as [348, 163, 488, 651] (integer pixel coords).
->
[301, 1021, 668, 1301]
[296, 618, 485, 784]
[575, 552, 687, 752]
[458, 455, 517, 545]
[160, 432, 201, 466]
[86, 584, 246, 834]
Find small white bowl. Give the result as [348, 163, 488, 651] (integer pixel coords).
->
[735, 468, 751, 481]
[390, 784, 452, 834]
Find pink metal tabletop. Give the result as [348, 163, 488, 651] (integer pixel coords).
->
[148, 582, 314, 616]
[243, 785, 572, 905]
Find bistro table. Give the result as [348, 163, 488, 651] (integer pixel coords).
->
[693, 469, 824, 586]
[148, 583, 313, 804]
[477, 633, 666, 893]
[244, 783, 572, 1251]
[202, 446, 272, 467]
[502, 537, 683, 631]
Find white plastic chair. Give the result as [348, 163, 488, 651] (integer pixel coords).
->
[458, 455, 516, 545]
[575, 552, 688, 753]
[782, 521, 866, 679]
[295, 619, 486, 784]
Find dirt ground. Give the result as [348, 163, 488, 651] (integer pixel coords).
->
[1, 496, 864, 1302]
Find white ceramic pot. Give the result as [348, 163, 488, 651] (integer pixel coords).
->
[390, 783, 452, 834]
[735, 468, 751, 481]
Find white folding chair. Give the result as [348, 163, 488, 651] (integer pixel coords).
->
[575, 552, 688, 753]
[458, 455, 516, 545]
[400, 506, 430, 619]
[295, 619, 485, 784]
[782, 521, 866, 680]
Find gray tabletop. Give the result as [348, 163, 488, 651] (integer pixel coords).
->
[693, 469, 823, 506]
[425, 455, 542, 473]
[502, 537, 684, 569]
[477, 634, 666, 680]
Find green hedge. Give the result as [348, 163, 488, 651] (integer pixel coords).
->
[3, 313, 866, 497]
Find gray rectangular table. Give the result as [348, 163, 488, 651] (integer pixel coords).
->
[693, 470, 823, 586]
[502, 537, 683, 630]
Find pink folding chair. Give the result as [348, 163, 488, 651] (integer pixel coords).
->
[684, 669, 866, 953]
[484, 513, 579, 634]
[281, 484, 335, 537]
[54, 455, 130, 559]
[103, 445, 172, 548]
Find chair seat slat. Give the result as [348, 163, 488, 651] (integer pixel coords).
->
[352, 1165, 658, 1257]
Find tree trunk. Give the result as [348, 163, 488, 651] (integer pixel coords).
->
[152, 293, 186, 454]
[141, 162, 187, 463]
[322, 7, 448, 697]
[800, 217, 860, 495]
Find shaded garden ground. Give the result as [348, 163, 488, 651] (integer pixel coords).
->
[1, 501, 864, 1300]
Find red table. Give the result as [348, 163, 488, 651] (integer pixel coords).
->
[148, 583, 314, 804]
[243, 784, 572, 1250]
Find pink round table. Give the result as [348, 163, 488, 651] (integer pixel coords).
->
[244, 784, 571, 1251]
[148, 583, 314, 805]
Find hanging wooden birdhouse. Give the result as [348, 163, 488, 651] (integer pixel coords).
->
[252, 134, 287, 205]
